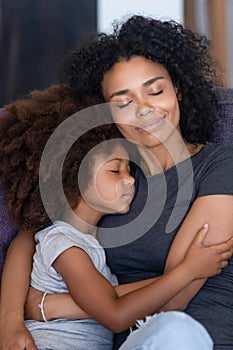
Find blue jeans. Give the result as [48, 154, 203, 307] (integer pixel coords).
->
[119, 311, 213, 350]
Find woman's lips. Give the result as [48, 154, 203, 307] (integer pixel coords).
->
[136, 116, 165, 132]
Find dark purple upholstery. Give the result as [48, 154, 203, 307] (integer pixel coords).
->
[0, 109, 18, 281]
[209, 86, 233, 143]
[0, 188, 17, 281]
[0, 87, 233, 283]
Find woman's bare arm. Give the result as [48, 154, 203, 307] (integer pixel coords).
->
[25, 195, 233, 321]
[0, 229, 37, 350]
[25, 278, 160, 321]
[51, 225, 232, 333]
[161, 194, 233, 311]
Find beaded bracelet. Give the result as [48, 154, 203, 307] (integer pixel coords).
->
[38, 291, 48, 322]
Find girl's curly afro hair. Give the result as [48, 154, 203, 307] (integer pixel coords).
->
[0, 85, 123, 231]
[61, 15, 222, 144]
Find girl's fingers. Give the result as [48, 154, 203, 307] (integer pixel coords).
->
[220, 251, 232, 260]
[214, 239, 233, 254]
[220, 260, 228, 269]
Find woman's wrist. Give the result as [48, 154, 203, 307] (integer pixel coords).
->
[25, 287, 91, 321]
[0, 308, 25, 329]
[38, 292, 48, 322]
[45, 294, 91, 320]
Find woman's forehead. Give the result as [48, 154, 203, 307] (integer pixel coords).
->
[102, 56, 170, 99]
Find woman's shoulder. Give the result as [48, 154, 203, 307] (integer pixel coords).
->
[193, 143, 233, 193]
[194, 142, 233, 162]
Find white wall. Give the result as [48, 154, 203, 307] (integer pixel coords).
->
[97, 0, 184, 32]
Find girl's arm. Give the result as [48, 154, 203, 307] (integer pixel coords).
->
[160, 194, 233, 311]
[25, 218, 232, 322]
[0, 229, 37, 350]
[52, 224, 232, 333]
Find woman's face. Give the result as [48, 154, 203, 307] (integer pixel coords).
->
[102, 56, 181, 149]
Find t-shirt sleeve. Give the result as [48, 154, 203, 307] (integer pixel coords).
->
[37, 228, 91, 269]
[196, 144, 233, 197]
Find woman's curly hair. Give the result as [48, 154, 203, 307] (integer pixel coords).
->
[61, 15, 222, 143]
[0, 85, 123, 231]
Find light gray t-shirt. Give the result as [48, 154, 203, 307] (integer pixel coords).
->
[25, 220, 118, 350]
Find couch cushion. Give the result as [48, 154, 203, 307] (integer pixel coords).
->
[0, 109, 18, 281]
[0, 187, 18, 281]
[209, 86, 233, 144]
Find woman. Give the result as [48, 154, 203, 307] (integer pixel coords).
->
[0, 15, 233, 350]
[1, 84, 229, 350]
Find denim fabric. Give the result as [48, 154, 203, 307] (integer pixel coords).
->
[119, 311, 213, 350]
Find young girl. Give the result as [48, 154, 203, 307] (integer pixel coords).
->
[0, 84, 232, 350]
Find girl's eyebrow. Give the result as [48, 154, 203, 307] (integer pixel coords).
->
[109, 77, 164, 99]
[105, 158, 125, 164]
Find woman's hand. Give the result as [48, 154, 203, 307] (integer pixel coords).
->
[0, 316, 37, 350]
[0, 229, 37, 349]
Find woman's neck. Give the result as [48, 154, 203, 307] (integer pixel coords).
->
[137, 137, 191, 176]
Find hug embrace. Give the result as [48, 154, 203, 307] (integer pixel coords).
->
[0, 14, 233, 350]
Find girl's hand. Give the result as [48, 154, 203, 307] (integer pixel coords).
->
[184, 223, 233, 279]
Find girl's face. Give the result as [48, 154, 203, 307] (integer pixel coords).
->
[102, 56, 181, 149]
[82, 144, 135, 215]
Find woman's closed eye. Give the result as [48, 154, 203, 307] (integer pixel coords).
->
[115, 90, 163, 108]
[118, 100, 132, 109]
[148, 89, 163, 96]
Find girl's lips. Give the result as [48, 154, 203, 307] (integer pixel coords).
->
[122, 190, 135, 199]
[136, 116, 165, 132]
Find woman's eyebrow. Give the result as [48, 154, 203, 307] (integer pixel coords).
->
[109, 77, 164, 99]
[143, 76, 164, 86]
[110, 89, 129, 99]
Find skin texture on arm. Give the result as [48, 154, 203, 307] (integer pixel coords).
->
[0, 229, 37, 350]
[25, 221, 233, 323]
[25, 277, 160, 321]
[161, 194, 233, 311]
[52, 225, 232, 333]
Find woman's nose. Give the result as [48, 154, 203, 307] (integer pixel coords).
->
[135, 100, 154, 118]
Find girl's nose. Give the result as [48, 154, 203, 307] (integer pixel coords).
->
[123, 174, 135, 186]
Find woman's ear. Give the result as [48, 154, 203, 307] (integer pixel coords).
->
[175, 87, 182, 101]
